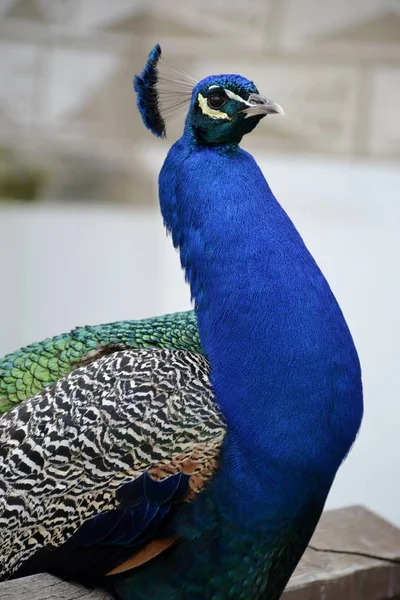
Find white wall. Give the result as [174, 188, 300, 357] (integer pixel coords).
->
[0, 152, 399, 525]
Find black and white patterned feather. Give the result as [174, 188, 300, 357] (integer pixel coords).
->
[0, 348, 226, 580]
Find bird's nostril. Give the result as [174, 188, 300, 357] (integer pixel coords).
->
[248, 94, 267, 105]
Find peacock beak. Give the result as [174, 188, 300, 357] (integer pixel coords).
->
[243, 94, 284, 118]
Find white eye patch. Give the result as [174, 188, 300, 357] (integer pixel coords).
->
[223, 88, 253, 107]
[197, 93, 231, 120]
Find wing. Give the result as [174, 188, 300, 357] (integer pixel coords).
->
[0, 310, 200, 413]
[0, 348, 226, 580]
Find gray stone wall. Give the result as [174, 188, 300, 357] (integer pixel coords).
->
[0, 0, 399, 202]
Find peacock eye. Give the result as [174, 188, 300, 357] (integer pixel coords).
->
[207, 94, 226, 110]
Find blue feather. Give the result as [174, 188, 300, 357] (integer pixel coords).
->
[143, 471, 186, 505]
[70, 472, 189, 548]
[133, 43, 165, 138]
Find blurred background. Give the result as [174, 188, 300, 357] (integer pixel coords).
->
[0, 0, 399, 526]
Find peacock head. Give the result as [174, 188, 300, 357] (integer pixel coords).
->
[186, 75, 283, 145]
[134, 44, 284, 145]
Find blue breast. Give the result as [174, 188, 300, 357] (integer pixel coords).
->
[159, 137, 363, 518]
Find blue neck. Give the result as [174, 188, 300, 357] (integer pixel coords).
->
[159, 133, 362, 502]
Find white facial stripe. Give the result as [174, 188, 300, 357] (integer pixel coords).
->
[197, 93, 231, 120]
[208, 85, 219, 90]
[224, 88, 253, 107]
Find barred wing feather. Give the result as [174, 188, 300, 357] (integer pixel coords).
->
[0, 348, 226, 580]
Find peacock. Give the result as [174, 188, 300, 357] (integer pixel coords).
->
[0, 45, 363, 599]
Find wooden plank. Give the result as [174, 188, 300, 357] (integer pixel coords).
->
[0, 572, 111, 599]
[284, 505, 400, 600]
[1, 506, 400, 600]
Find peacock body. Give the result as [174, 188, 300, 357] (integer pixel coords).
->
[0, 45, 363, 599]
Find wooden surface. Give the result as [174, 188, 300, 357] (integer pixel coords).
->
[0, 573, 112, 599]
[284, 505, 400, 600]
[1, 506, 400, 600]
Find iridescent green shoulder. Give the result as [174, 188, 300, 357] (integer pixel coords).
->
[0, 310, 201, 413]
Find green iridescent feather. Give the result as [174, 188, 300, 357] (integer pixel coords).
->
[0, 310, 201, 413]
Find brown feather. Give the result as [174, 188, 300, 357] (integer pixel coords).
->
[106, 537, 179, 575]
